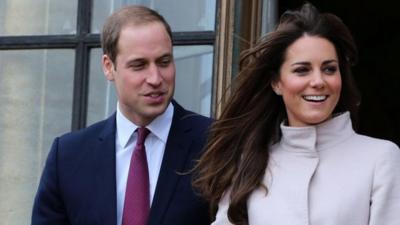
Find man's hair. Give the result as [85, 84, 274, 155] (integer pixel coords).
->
[101, 5, 173, 64]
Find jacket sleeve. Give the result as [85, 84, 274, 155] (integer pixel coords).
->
[31, 137, 69, 225]
[369, 142, 400, 225]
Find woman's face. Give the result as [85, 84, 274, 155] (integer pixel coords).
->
[272, 35, 342, 127]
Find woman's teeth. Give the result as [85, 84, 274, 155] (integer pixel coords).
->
[303, 95, 327, 101]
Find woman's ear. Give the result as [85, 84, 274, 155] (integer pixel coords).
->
[271, 81, 282, 95]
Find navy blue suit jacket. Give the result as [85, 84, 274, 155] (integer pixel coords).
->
[32, 101, 212, 225]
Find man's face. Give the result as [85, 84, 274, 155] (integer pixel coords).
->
[102, 22, 175, 126]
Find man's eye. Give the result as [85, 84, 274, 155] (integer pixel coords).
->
[130, 64, 145, 70]
[158, 59, 171, 67]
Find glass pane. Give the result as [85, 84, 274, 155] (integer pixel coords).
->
[92, 0, 216, 33]
[174, 46, 213, 116]
[0, 50, 74, 224]
[87, 45, 213, 126]
[261, 0, 278, 34]
[87, 48, 118, 126]
[0, 0, 77, 35]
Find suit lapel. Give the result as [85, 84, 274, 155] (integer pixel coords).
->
[93, 114, 118, 225]
[148, 103, 194, 225]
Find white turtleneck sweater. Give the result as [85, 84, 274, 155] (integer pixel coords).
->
[213, 112, 400, 225]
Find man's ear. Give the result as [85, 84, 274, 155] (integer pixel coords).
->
[271, 81, 282, 96]
[102, 54, 115, 81]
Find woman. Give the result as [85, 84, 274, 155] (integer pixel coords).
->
[193, 3, 400, 225]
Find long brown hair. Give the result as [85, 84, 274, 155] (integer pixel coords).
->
[193, 3, 360, 225]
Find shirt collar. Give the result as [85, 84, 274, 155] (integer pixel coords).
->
[116, 102, 174, 148]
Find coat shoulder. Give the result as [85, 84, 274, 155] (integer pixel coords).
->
[172, 101, 213, 133]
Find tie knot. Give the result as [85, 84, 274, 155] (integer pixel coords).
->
[136, 127, 150, 146]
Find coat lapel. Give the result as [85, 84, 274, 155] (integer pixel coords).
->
[93, 114, 118, 225]
[147, 103, 194, 225]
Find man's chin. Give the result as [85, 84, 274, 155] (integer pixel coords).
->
[145, 103, 169, 117]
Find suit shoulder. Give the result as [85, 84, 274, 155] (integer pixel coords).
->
[57, 117, 113, 145]
[172, 100, 213, 127]
[182, 111, 212, 123]
[179, 110, 213, 130]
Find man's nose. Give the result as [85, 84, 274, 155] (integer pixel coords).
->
[146, 64, 162, 86]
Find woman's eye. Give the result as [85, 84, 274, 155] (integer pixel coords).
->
[323, 66, 338, 74]
[293, 67, 309, 75]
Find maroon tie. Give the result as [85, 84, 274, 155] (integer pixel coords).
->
[122, 127, 151, 225]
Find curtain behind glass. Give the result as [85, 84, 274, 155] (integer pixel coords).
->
[92, 0, 216, 33]
[0, 0, 77, 35]
[0, 50, 74, 225]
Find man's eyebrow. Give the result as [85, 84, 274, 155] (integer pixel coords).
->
[126, 58, 147, 65]
[158, 53, 173, 59]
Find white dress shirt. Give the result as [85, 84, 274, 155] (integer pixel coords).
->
[115, 103, 174, 225]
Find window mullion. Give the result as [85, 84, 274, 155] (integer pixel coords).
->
[71, 0, 93, 130]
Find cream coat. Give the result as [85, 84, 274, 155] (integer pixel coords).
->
[213, 112, 400, 225]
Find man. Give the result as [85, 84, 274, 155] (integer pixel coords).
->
[31, 5, 211, 225]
